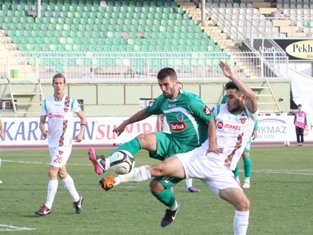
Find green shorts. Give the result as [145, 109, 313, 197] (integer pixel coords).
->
[149, 132, 196, 161]
[149, 132, 199, 188]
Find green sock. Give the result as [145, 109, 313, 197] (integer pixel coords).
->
[233, 164, 240, 180]
[243, 157, 252, 179]
[109, 137, 142, 160]
[153, 188, 176, 208]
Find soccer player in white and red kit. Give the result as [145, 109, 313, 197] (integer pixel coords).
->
[35, 73, 86, 216]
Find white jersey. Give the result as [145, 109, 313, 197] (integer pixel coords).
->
[213, 103, 258, 170]
[177, 104, 258, 194]
[41, 95, 81, 148]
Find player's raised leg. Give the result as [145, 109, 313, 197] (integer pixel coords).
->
[88, 148, 108, 175]
[88, 134, 152, 175]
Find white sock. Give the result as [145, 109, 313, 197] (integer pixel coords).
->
[116, 165, 151, 185]
[169, 200, 179, 210]
[234, 210, 249, 235]
[185, 178, 193, 188]
[45, 179, 58, 209]
[62, 174, 80, 202]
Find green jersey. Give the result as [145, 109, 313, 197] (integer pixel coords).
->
[145, 91, 213, 149]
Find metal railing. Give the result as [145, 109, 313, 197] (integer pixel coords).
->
[205, 1, 289, 78]
[0, 51, 288, 81]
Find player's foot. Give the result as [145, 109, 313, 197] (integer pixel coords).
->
[186, 186, 201, 192]
[73, 195, 84, 214]
[242, 181, 251, 189]
[160, 201, 180, 227]
[297, 143, 301, 146]
[35, 205, 51, 216]
[88, 148, 106, 175]
[300, 143, 303, 146]
[99, 176, 116, 191]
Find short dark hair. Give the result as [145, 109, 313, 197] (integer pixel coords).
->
[157, 67, 177, 80]
[224, 81, 238, 91]
[297, 104, 302, 108]
[52, 73, 66, 84]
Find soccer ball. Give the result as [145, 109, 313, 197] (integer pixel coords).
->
[110, 150, 135, 175]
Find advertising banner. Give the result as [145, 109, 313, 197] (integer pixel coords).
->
[0, 116, 312, 146]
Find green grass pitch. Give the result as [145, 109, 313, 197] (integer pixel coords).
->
[0, 146, 313, 234]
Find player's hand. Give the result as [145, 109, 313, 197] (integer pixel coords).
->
[206, 144, 223, 155]
[113, 124, 126, 136]
[219, 61, 234, 79]
[74, 134, 83, 142]
[0, 133, 5, 141]
[252, 129, 258, 140]
[42, 130, 49, 139]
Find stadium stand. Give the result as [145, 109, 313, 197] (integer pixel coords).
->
[0, 0, 300, 115]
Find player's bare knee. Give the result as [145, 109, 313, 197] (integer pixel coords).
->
[137, 133, 156, 150]
[238, 198, 250, 211]
[149, 178, 164, 194]
[152, 162, 167, 175]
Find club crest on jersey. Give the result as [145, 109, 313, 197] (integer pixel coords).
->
[59, 151, 63, 155]
[203, 106, 212, 116]
[240, 113, 247, 124]
[176, 113, 183, 122]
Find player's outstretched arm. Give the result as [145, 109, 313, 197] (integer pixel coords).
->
[113, 109, 151, 136]
[219, 61, 257, 113]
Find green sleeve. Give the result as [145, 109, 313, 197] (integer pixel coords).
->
[254, 119, 259, 130]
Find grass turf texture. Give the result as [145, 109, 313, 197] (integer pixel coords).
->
[0, 146, 313, 234]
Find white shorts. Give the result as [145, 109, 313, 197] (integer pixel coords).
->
[49, 146, 72, 168]
[177, 146, 241, 196]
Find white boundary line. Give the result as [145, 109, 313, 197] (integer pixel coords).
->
[0, 224, 36, 231]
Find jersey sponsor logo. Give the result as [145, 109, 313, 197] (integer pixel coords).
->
[217, 121, 241, 131]
[203, 106, 211, 116]
[217, 121, 223, 129]
[170, 122, 186, 132]
[49, 113, 64, 119]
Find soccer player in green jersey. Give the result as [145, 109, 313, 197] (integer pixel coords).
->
[88, 67, 217, 213]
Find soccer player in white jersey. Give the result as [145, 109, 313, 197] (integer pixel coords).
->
[100, 62, 258, 234]
[35, 73, 86, 216]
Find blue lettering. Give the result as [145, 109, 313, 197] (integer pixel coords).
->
[85, 121, 95, 140]
[28, 121, 39, 140]
[14, 122, 25, 141]
[259, 126, 287, 134]
[73, 121, 80, 138]
[4, 121, 14, 140]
